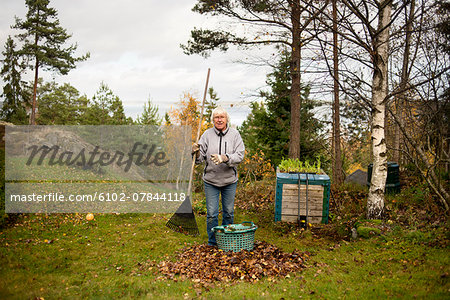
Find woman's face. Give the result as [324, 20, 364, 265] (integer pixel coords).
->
[213, 113, 227, 131]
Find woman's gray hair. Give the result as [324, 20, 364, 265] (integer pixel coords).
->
[211, 106, 230, 124]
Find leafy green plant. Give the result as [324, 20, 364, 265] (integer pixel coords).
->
[192, 192, 207, 215]
[278, 158, 322, 173]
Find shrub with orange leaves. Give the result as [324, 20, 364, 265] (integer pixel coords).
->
[167, 92, 211, 143]
[238, 150, 274, 183]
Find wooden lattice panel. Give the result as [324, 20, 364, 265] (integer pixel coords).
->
[280, 184, 324, 223]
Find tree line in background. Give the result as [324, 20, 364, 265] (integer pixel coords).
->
[1, 0, 449, 217]
[0, 0, 214, 127]
[182, 0, 449, 216]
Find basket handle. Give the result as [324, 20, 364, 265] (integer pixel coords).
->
[241, 221, 255, 228]
[212, 225, 225, 233]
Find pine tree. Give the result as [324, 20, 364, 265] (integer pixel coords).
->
[239, 50, 324, 167]
[86, 82, 130, 125]
[204, 87, 219, 127]
[137, 97, 162, 125]
[13, 0, 89, 124]
[0, 36, 29, 124]
[164, 112, 171, 125]
[36, 81, 89, 125]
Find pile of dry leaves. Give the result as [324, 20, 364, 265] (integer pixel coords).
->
[157, 240, 309, 283]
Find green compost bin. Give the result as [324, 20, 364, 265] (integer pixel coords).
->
[274, 172, 330, 224]
[367, 162, 401, 194]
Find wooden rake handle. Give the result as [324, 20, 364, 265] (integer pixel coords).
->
[187, 68, 211, 196]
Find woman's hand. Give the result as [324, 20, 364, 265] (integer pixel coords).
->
[211, 154, 229, 165]
[192, 143, 200, 158]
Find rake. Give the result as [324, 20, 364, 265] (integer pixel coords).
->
[165, 68, 211, 236]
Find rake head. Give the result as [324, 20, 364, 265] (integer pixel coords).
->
[165, 196, 199, 236]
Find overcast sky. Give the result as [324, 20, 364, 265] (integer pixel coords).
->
[0, 0, 275, 126]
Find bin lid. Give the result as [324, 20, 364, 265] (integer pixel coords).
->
[276, 171, 330, 181]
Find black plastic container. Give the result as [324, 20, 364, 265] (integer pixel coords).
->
[367, 162, 400, 194]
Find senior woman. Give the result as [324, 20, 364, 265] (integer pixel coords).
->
[192, 107, 245, 246]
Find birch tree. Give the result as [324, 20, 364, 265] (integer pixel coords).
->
[331, 0, 449, 215]
[320, 0, 398, 218]
[368, 0, 392, 219]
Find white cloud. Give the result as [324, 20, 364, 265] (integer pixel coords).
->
[1, 0, 273, 125]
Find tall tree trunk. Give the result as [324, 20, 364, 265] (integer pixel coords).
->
[29, 10, 39, 125]
[332, 0, 343, 185]
[368, 0, 392, 219]
[29, 58, 38, 125]
[393, 0, 415, 164]
[289, 1, 302, 159]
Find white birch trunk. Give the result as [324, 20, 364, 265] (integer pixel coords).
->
[368, 1, 392, 219]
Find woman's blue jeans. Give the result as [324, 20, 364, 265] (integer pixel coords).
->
[204, 181, 237, 246]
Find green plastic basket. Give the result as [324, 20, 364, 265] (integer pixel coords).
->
[212, 221, 257, 252]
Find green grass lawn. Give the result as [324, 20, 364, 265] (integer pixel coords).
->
[0, 208, 448, 299]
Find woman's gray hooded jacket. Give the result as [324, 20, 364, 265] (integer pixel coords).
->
[195, 126, 245, 187]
